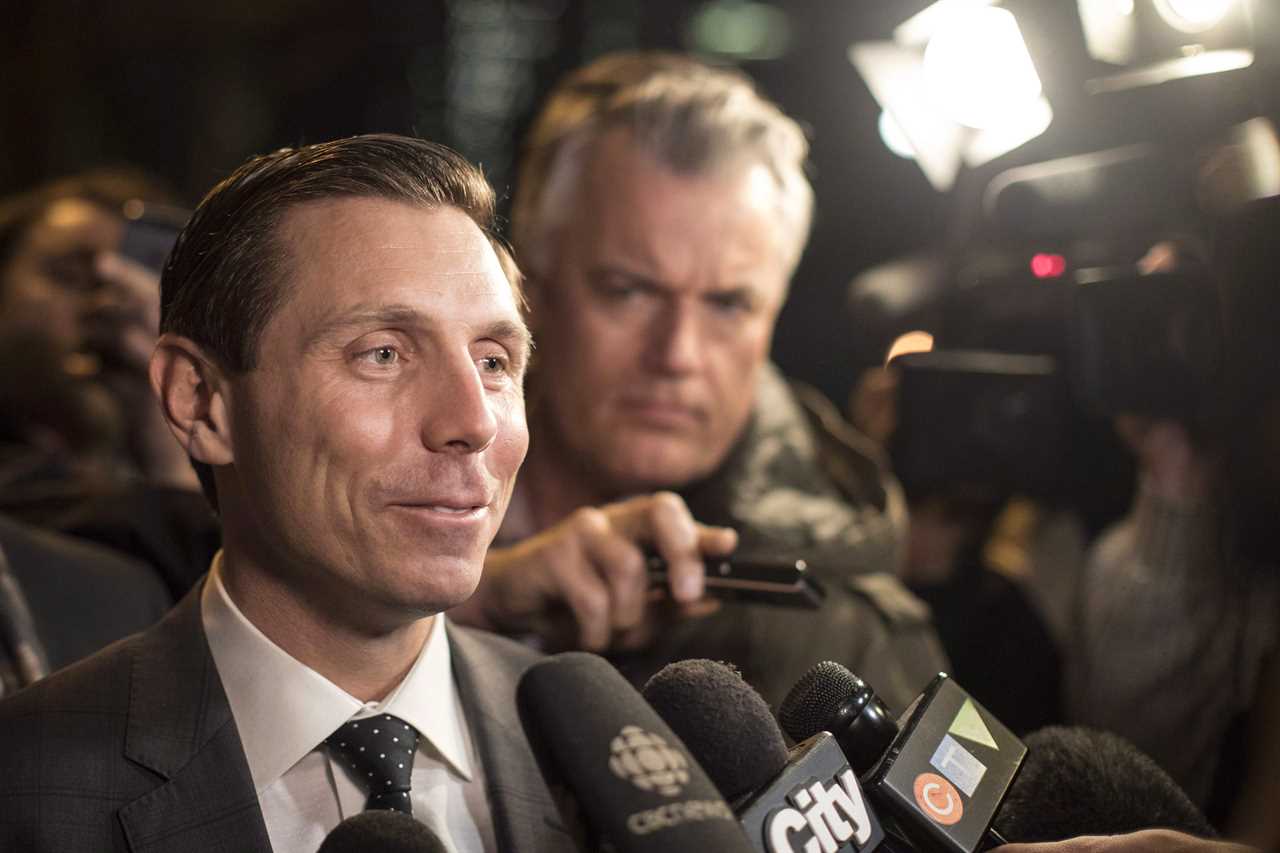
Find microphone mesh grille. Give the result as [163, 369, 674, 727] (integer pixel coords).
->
[778, 660, 862, 743]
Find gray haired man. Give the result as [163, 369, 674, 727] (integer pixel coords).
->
[451, 52, 946, 709]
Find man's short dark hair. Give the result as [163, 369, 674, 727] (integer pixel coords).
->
[160, 133, 513, 509]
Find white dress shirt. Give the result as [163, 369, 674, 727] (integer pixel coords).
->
[201, 555, 496, 853]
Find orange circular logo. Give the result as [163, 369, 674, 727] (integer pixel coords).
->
[913, 772, 963, 826]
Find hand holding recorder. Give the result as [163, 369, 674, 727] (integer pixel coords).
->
[455, 491, 738, 651]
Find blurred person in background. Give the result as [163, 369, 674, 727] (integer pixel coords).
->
[0, 170, 218, 596]
[450, 51, 947, 710]
[849, 361, 1062, 735]
[1066, 216, 1280, 849]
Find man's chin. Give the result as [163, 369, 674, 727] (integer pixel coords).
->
[369, 558, 483, 618]
[602, 449, 725, 496]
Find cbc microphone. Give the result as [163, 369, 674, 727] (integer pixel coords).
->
[780, 663, 1025, 853]
[516, 651, 755, 852]
[642, 659, 890, 853]
[316, 810, 447, 852]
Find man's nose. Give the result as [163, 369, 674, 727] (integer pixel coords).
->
[645, 301, 706, 376]
[418, 356, 499, 453]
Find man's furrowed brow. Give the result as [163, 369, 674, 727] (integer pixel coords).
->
[482, 318, 533, 370]
[305, 305, 423, 347]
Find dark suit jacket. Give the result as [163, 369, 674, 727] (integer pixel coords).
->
[0, 581, 576, 852]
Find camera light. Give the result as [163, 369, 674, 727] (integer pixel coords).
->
[921, 7, 1043, 130]
[878, 110, 917, 159]
[1030, 253, 1067, 278]
[1153, 0, 1236, 33]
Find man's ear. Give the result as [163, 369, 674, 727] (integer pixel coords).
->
[149, 333, 235, 466]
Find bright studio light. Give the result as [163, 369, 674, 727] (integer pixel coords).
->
[878, 110, 917, 159]
[922, 7, 1042, 130]
[851, 2, 1052, 190]
[1154, 0, 1236, 33]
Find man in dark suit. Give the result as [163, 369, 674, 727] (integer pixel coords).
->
[0, 135, 575, 852]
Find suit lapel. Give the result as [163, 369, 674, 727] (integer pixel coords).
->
[450, 626, 578, 853]
[117, 582, 273, 853]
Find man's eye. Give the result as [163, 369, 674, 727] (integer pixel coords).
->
[44, 258, 98, 293]
[596, 279, 648, 301]
[707, 293, 752, 315]
[600, 284, 637, 300]
[479, 355, 508, 374]
[362, 346, 399, 366]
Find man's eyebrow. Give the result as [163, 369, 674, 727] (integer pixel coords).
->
[590, 264, 662, 288]
[590, 265, 763, 299]
[480, 318, 533, 367]
[306, 305, 423, 345]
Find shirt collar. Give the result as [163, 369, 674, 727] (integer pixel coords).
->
[200, 553, 473, 794]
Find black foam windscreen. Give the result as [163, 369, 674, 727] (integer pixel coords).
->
[778, 660, 864, 744]
[777, 660, 900, 779]
[517, 651, 754, 851]
[994, 726, 1215, 843]
[316, 811, 447, 853]
[641, 659, 789, 803]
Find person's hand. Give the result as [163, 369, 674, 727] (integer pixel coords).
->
[90, 252, 162, 373]
[995, 829, 1259, 853]
[91, 252, 199, 490]
[1113, 415, 1213, 506]
[455, 492, 737, 651]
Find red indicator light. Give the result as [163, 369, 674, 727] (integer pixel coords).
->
[1030, 253, 1066, 278]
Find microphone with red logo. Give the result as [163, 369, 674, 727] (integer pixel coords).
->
[516, 651, 755, 852]
[779, 663, 1025, 853]
[641, 659, 894, 853]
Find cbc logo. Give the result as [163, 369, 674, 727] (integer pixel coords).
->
[913, 772, 963, 826]
[609, 725, 690, 796]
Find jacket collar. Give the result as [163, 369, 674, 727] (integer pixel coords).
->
[449, 627, 580, 853]
[118, 579, 272, 852]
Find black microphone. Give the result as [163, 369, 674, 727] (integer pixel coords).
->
[994, 726, 1214, 843]
[316, 810, 447, 853]
[516, 651, 755, 852]
[780, 663, 1025, 853]
[643, 659, 888, 853]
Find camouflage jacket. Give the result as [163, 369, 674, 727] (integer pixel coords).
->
[612, 363, 948, 712]
[681, 362, 908, 578]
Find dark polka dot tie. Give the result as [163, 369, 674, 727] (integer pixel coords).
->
[326, 713, 421, 814]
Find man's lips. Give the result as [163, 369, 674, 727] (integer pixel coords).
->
[617, 397, 704, 426]
[387, 501, 493, 526]
[390, 494, 492, 511]
[387, 487, 495, 512]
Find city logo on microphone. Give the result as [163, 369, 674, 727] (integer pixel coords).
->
[608, 725, 690, 796]
[764, 768, 877, 853]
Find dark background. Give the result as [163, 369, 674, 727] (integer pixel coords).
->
[3, 0, 1276, 406]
